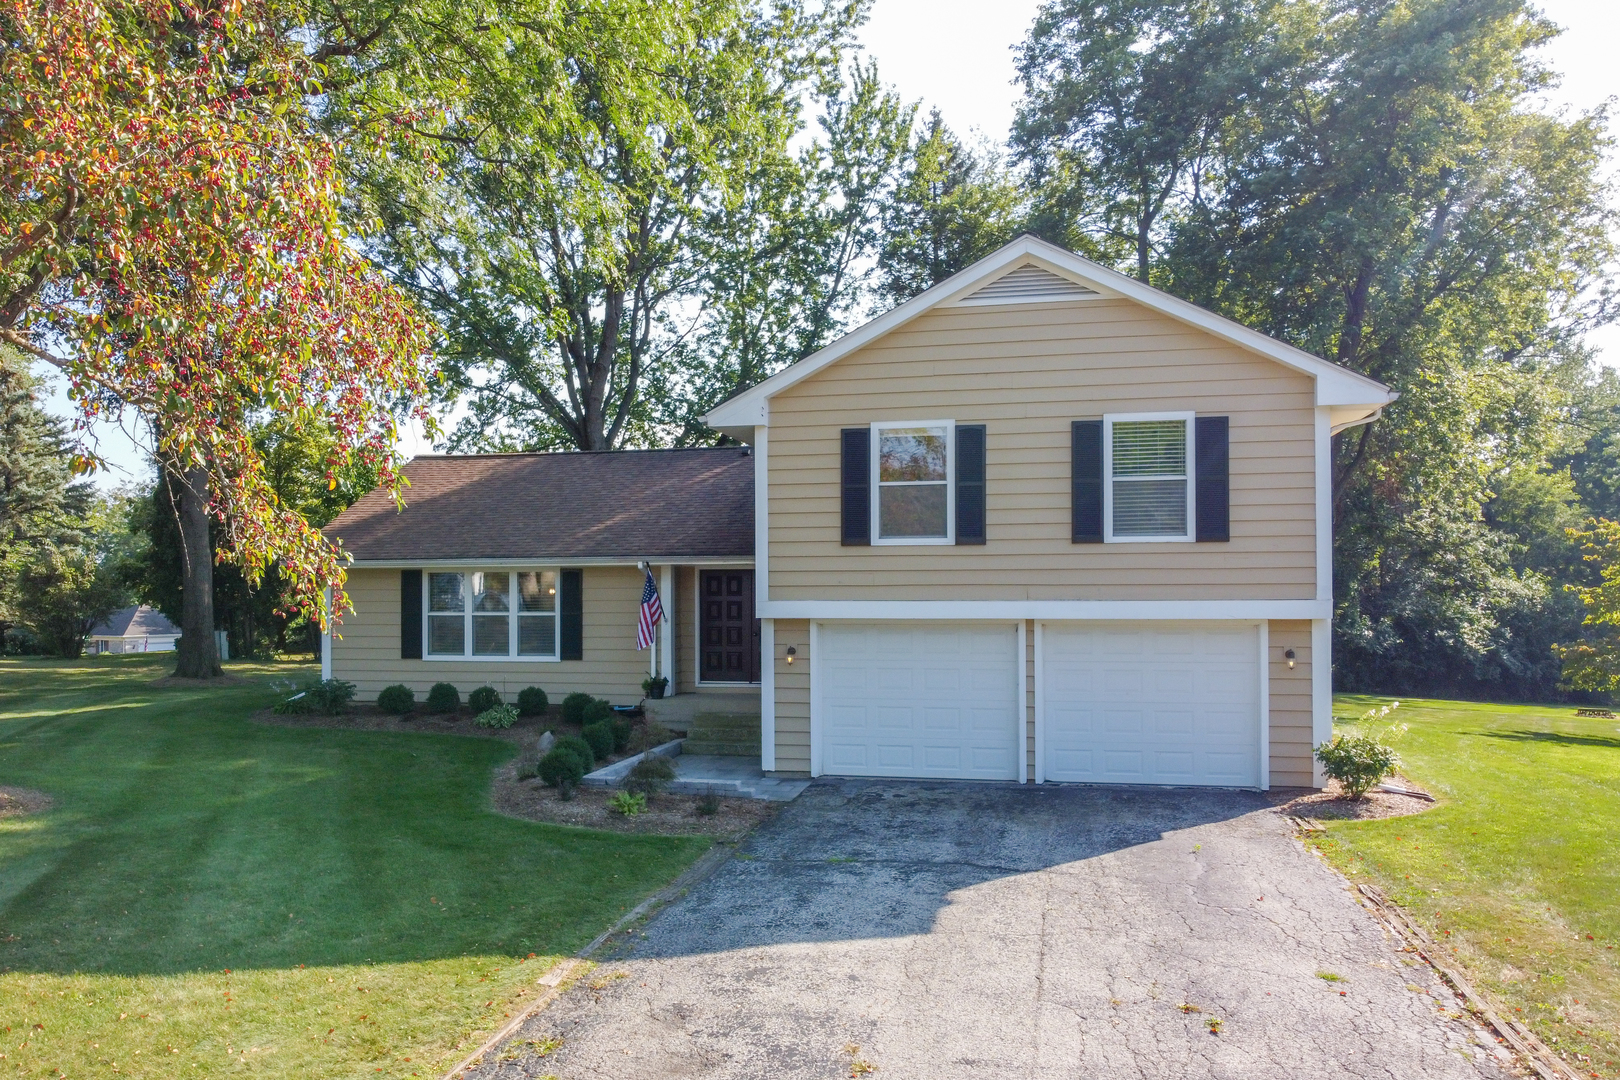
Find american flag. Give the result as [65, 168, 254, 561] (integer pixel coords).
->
[636, 568, 665, 650]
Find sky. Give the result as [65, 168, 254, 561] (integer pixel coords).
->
[37, 0, 1620, 488]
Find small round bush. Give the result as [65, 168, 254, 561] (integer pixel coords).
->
[517, 686, 549, 716]
[610, 716, 632, 752]
[1314, 734, 1399, 800]
[377, 684, 415, 716]
[561, 691, 594, 726]
[537, 747, 586, 790]
[475, 703, 518, 729]
[581, 698, 612, 725]
[425, 682, 460, 713]
[468, 685, 502, 713]
[624, 753, 676, 795]
[555, 734, 596, 769]
[581, 721, 614, 761]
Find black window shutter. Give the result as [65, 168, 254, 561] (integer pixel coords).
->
[400, 570, 422, 659]
[1072, 420, 1104, 543]
[955, 424, 986, 545]
[841, 427, 871, 546]
[1195, 416, 1230, 542]
[560, 569, 584, 660]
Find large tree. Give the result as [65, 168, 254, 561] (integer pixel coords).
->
[1, 0, 433, 675]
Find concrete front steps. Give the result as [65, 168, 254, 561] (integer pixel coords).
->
[681, 712, 762, 757]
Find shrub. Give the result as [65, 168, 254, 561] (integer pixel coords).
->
[274, 678, 356, 715]
[537, 747, 586, 793]
[476, 703, 518, 729]
[695, 788, 721, 817]
[624, 753, 675, 795]
[1315, 735, 1400, 799]
[627, 720, 676, 753]
[609, 791, 648, 816]
[560, 691, 594, 725]
[610, 716, 632, 752]
[376, 684, 415, 716]
[516, 686, 549, 716]
[555, 735, 596, 770]
[468, 685, 502, 713]
[426, 682, 460, 713]
[581, 698, 612, 725]
[580, 721, 614, 761]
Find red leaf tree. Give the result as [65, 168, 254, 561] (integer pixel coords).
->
[1, 0, 433, 675]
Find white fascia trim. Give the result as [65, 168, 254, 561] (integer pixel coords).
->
[349, 557, 754, 569]
[758, 599, 1330, 621]
[703, 235, 1393, 429]
[760, 617, 776, 772]
[755, 424, 769, 602]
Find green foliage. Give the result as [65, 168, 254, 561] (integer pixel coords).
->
[581, 698, 612, 725]
[560, 692, 594, 726]
[641, 675, 668, 697]
[274, 679, 357, 716]
[475, 704, 518, 730]
[580, 721, 614, 761]
[467, 685, 502, 713]
[624, 753, 676, 796]
[425, 682, 460, 714]
[610, 717, 632, 753]
[537, 747, 587, 792]
[11, 547, 125, 657]
[554, 735, 596, 772]
[376, 684, 415, 716]
[1555, 519, 1620, 692]
[516, 686, 549, 716]
[628, 720, 677, 753]
[608, 791, 648, 816]
[696, 788, 722, 816]
[1314, 704, 1404, 799]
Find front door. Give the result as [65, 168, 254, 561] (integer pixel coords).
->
[700, 569, 760, 683]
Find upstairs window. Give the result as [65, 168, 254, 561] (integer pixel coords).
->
[873, 421, 953, 544]
[1105, 414, 1194, 542]
[426, 570, 559, 659]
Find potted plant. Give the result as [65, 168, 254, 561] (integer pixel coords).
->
[641, 675, 669, 700]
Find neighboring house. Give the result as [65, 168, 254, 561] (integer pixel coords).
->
[325, 236, 1393, 789]
[89, 605, 181, 654]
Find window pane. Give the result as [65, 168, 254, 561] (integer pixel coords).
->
[428, 614, 464, 655]
[879, 427, 948, 481]
[428, 573, 464, 612]
[879, 483, 948, 538]
[1113, 478, 1188, 536]
[518, 571, 556, 613]
[1112, 420, 1186, 477]
[518, 615, 556, 656]
[471, 571, 510, 612]
[473, 614, 509, 655]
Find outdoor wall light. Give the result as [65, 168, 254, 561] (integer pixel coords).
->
[1285, 648, 1296, 670]
[785, 646, 797, 665]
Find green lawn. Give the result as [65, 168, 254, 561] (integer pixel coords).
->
[0, 655, 710, 1078]
[1314, 695, 1620, 1078]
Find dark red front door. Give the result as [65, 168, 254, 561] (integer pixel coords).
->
[700, 569, 760, 683]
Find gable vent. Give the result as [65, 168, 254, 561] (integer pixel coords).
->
[956, 265, 1100, 306]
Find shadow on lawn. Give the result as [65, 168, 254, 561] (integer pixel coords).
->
[1474, 729, 1620, 750]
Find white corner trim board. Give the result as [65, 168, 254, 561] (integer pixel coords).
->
[760, 617, 776, 773]
[758, 599, 1330, 621]
[1258, 620, 1271, 791]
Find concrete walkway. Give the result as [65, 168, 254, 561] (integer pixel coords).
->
[472, 780, 1515, 1080]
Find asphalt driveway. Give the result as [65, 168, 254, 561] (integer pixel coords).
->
[475, 780, 1515, 1079]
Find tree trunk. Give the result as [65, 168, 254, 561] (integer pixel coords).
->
[171, 463, 222, 679]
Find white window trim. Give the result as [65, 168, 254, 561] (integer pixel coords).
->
[422, 568, 562, 663]
[1103, 411, 1196, 543]
[870, 419, 955, 546]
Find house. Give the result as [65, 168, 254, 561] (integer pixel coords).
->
[89, 605, 181, 654]
[324, 236, 1393, 789]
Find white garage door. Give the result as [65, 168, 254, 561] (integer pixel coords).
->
[1042, 624, 1259, 787]
[819, 623, 1021, 780]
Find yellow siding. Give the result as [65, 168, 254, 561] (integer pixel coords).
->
[1269, 619, 1315, 787]
[331, 566, 652, 703]
[772, 619, 811, 774]
[766, 298, 1317, 600]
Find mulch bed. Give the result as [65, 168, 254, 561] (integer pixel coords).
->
[254, 703, 543, 747]
[0, 786, 53, 819]
[490, 762, 778, 838]
[1275, 775, 1437, 821]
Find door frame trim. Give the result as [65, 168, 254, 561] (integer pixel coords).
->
[1034, 619, 1269, 791]
[809, 619, 1023, 781]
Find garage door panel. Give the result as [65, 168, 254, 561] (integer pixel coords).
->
[818, 623, 1019, 781]
[1042, 624, 1259, 788]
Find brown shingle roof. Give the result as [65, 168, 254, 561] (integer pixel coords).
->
[325, 448, 754, 562]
